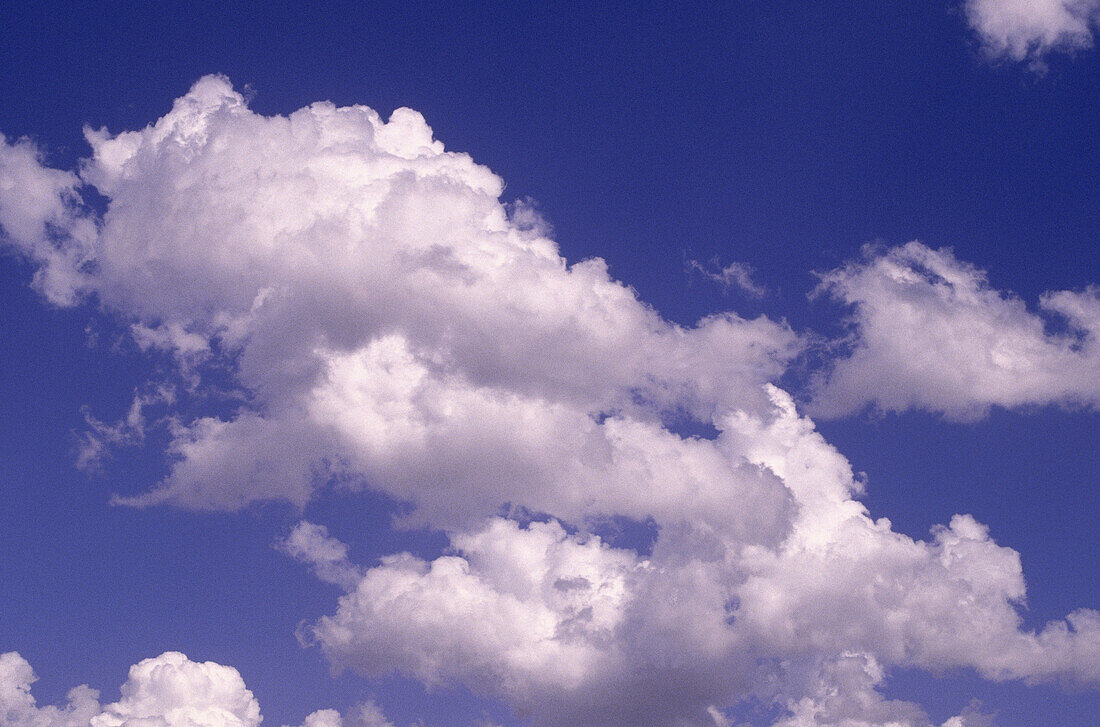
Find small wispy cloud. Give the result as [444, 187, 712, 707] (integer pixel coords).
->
[686, 257, 767, 298]
[965, 0, 1100, 68]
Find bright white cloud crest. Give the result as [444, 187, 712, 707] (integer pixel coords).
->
[1, 76, 1098, 726]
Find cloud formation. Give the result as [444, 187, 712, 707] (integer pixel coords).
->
[0, 651, 268, 727]
[2, 78, 1099, 726]
[0, 75, 800, 528]
[287, 389, 1100, 725]
[810, 242, 1100, 420]
[965, 0, 1100, 65]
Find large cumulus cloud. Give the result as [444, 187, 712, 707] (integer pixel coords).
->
[0, 75, 800, 533]
[2, 77, 1098, 726]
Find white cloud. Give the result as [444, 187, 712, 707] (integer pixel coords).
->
[284, 701, 394, 727]
[0, 652, 101, 727]
[1, 651, 396, 727]
[688, 258, 767, 298]
[769, 652, 994, 727]
[0, 75, 801, 526]
[76, 385, 176, 470]
[809, 242, 1100, 420]
[90, 652, 261, 727]
[278, 521, 366, 590]
[295, 389, 1100, 725]
[0, 135, 96, 305]
[3, 79, 1099, 726]
[965, 0, 1100, 66]
[1, 651, 265, 727]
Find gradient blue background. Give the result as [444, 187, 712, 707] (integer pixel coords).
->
[1, 2, 1097, 725]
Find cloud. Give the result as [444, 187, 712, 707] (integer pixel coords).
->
[0, 74, 801, 527]
[0, 652, 101, 727]
[687, 258, 767, 298]
[90, 652, 261, 727]
[278, 521, 366, 590]
[809, 242, 1100, 420]
[284, 701, 395, 727]
[3, 78, 1099, 725]
[965, 0, 1100, 66]
[1, 651, 266, 727]
[76, 385, 176, 470]
[1, 651, 396, 727]
[291, 389, 1100, 725]
[769, 652, 995, 727]
[0, 134, 96, 305]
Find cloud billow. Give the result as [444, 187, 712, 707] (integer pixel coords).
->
[1, 77, 1098, 726]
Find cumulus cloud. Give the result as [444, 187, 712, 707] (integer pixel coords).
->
[3, 78, 1099, 726]
[965, 0, 1100, 66]
[0, 74, 800, 529]
[0, 651, 271, 727]
[0, 652, 101, 727]
[809, 242, 1100, 420]
[1, 651, 397, 727]
[291, 388, 1100, 725]
[91, 652, 262, 727]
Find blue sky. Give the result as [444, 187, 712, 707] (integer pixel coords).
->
[1, 3, 1098, 727]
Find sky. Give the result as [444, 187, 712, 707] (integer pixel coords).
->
[0, 2, 1098, 726]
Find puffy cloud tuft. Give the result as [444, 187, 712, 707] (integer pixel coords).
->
[90, 651, 261, 727]
[965, 0, 1100, 66]
[770, 652, 995, 727]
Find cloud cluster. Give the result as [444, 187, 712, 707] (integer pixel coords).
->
[2, 78, 1099, 726]
[810, 242, 1100, 420]
[0, 651, 265, 727]
[1, 650, 396, 727]
[965, 0, 1100, 65]
[285, 388, 1100, 725]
